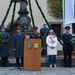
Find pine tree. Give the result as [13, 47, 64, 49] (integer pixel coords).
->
[47, 0, 62, 19]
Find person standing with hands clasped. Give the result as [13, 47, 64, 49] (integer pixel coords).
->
[40, 24, 49, 55]
[13, 26, 25, 69]
[46, 30, 58, 68]
[62, 26, 73, 67]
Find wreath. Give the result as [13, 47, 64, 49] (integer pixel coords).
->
[70, 35, 75, 50]
[0, 32, 5, 49]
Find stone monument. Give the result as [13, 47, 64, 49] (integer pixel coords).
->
[17, 0, 33, 34]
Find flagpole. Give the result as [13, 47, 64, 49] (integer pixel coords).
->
[62, 0, 65, 33]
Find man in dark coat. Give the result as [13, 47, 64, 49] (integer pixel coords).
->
[30, 27, 40, 39]
[40, 24, 49, 55]
[0, 27, 10, 67]
[62, 26, 73, 67]
[13, 26, 25, 68]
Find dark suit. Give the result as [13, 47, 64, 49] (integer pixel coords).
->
[40, 28, 49, 55]
[13, 32, 25, 67]
[0, 32, 10, 67]
[62, 33, 73, 67]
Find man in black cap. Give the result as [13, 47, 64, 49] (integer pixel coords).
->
[40, 24, 49, 55]
[62, 26, 73, 67]
[13, 26, 25, 68]
[30, 26, 40, 39]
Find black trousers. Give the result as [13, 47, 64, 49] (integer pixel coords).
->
[16, 57, 23, 67]
[1, 57, 8, 67]
[63, 50, 72, 67]
[42, 46, 47, 56]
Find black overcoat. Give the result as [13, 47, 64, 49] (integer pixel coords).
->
[62, 33, 73, 50]
[40, 28, 49, 48]
[13, 32, 25, 57]
[0, 32, 10, 57]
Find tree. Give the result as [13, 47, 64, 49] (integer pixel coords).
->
[47, 0, 62, 19]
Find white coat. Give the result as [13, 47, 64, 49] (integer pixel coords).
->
[46, 35, 58, 56]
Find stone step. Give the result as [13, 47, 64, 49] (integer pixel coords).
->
[0, 57, 75, 67]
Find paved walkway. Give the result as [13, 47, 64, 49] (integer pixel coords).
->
[0, 67, 75, 75]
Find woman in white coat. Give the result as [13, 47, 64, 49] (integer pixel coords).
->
[46, 30, 58, 68]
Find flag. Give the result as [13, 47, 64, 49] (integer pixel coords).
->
[63, 0, 75, 26]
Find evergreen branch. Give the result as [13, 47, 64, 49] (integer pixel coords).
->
[1, 0, 13, 26]
[28, 0, 35, 28]
[9, 0, 17, 31]
[35, 0, 51, 29]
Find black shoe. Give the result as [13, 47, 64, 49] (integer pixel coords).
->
[21, 65, 23, 67]
[21, 64, 23, 67]
[64, 65, 67, 67]
[18, 66, 20, 69]
[1, 65, 4, 67]
[17, 66, 22, 70]
[1, 65, 7, 67]
[68, 65, 72, 68]
[4, 65, 7, 67]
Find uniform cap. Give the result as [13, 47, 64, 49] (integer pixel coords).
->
[17, 26, 21, 30]
[33, 27, 38, 30]
[43, 24, 47, 26]
[65, 26, 70, 30]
